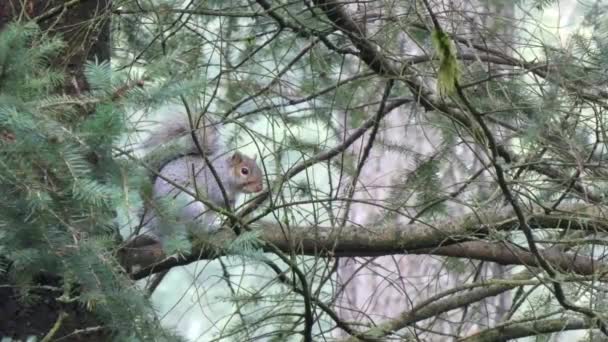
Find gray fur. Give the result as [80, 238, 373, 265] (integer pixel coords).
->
[140, 113, 223, 156]
[141, 154, 238, 244]
[127, 111, 262, 258]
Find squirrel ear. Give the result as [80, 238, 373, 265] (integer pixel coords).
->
[231, 151, 243, 164]
[252, 154, 257, 161]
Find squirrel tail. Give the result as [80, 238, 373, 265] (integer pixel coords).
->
[140, 111, 222, 156]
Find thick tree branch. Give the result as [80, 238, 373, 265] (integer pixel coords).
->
[412, 241, 605, 276]
[254, 0, 357, 55]
[129, 204, 608, 280]
[460, 317, 591, 342]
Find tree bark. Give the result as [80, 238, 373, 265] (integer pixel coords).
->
[0, 0, 111, 95]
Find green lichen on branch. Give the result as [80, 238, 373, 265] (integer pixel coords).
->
[431, 29, 459, 96]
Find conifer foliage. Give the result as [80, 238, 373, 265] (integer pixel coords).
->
[0, 22, 179, 341]
[5, 0, 608, 341]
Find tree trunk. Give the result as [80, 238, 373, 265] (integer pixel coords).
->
[0, 0, 111, 95]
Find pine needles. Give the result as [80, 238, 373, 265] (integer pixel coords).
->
[0, 22, 179, 340]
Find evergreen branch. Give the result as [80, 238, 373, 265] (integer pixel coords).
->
[420, 0, 608, 334]
[233, 71, 376, 119]
[222, 39, 319, 119]
[339, 79, 394, 226]
[259, 236, 317, 342]
[460, 317, 590, 342]
[130, 203, 608, 280]
[217, 258, 252, 338]
[409, 166, 487, 223]
[311, 0, 602, 205]
[549, 125, 602, 211]
[257, 254, 361, 341]
[41, 311, 68, 342]
[111, 79, 145, 101]
[236, 97, 413, 218]
[407, 21, 608, 106]
[254, 0, 358, 55]
[119, 0, 198, 72]
[341, 271, 535, 342]
[113, 8, 264, 18]
[35, 0, 93, 23]
[313, 0, 397, 76]
[54, 326, 106, 341]
[129, 217, 606, 342]
[411, 241, 602, 276]
[455, 57, 608, 337]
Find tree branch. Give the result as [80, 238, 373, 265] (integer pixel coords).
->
[335, 239, 602, 340]
[129, 204, 608, 280]
[342, 271, 535, 341]
[311, 0, 602, 205]
[460, 317, 591, 342]
[412, 241, 604, 276]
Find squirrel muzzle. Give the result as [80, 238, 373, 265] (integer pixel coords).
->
[242, 181, 263, 193]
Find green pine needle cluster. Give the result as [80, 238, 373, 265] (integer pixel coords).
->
[0, 22, 180, 340]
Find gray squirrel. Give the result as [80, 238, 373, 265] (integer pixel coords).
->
[121, 112, 264, 270]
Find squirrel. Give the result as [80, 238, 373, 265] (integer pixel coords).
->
[120, 110, 264, 272]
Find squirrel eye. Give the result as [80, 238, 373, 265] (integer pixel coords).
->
[241, 167, 249, 175]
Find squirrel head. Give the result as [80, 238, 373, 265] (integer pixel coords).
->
[229, 151, 264, 194]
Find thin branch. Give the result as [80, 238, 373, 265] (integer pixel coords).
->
[339, 79, 394, 226]
[41, 311, 68, 342]
[420, 0, 608, 333]
[35, 0, 91, 22]
[237, 97, 414, 218]
[310, 0, 602, 205]
[341, 271, 534, 342]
